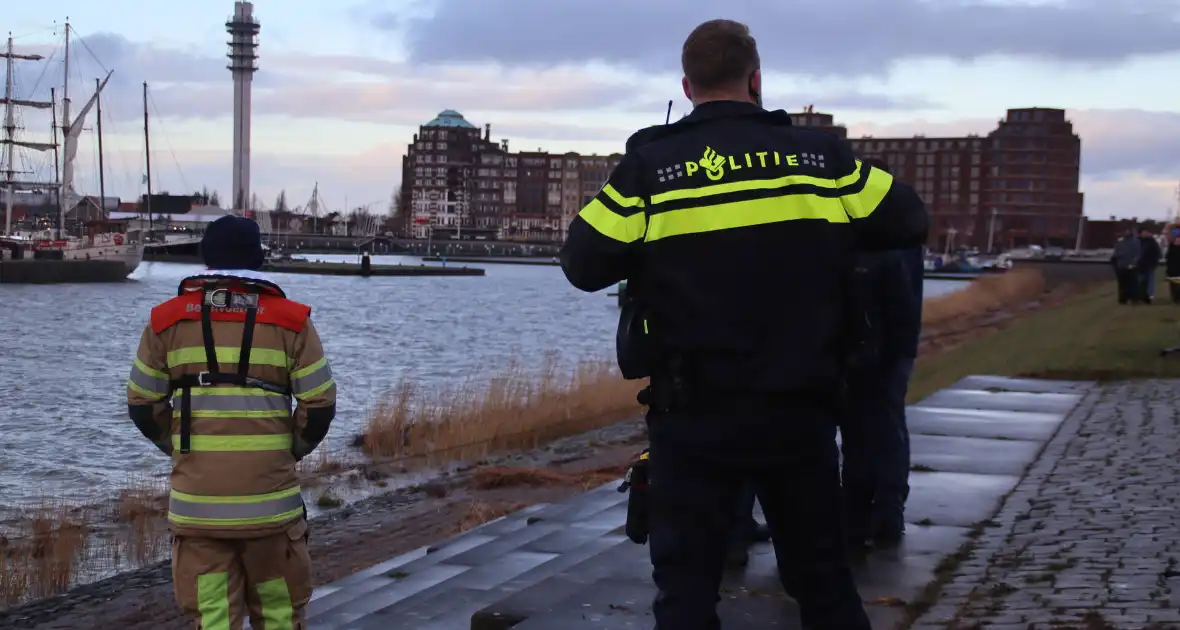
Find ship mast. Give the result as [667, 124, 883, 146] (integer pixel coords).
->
[58, 20, 113, 216]
[1, 34, 53, 236]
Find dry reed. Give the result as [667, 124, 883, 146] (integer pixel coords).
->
[0, 501, 90, 606]
[362, 355, 644, 471]
[922, 268, 1046, 327]
[446, 500, 529, 536]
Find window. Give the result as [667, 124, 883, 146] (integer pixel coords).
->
[437, 142, 447, 150]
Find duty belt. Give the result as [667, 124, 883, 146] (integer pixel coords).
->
[168, 283, 290, 454]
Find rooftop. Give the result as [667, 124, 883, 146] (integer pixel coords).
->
[423, 109, 477, 129]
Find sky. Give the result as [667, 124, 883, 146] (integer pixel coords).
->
[3, 0, 1178, 220]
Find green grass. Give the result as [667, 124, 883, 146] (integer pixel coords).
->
[909, 281, 1180, 402]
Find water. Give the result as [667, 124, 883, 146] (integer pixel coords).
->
[0, 254, 966, 507]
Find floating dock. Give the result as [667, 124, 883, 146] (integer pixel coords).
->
[422, 255, 558, 267]
[261, 261, 485, 277]
[0, 259, 132, 283]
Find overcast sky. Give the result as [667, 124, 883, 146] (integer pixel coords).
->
[4, 0, 1178, 219]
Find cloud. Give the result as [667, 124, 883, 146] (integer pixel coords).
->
[382, 0, 1180, 76]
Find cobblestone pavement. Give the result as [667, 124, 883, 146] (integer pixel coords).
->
[911, 380, 1180, 629]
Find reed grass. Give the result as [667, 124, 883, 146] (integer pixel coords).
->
[922, 268, 1047, 327]
[361, 354, 645, 471]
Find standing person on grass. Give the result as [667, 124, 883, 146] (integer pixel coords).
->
[126, 215, 337, 629]
[1137, 228, 1162, 304]
[1111, 228, 1141, 304]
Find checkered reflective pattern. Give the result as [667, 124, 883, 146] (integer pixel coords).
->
[657, 164, 685, 182]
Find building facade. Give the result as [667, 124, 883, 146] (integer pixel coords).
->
[793, 107, 1084, 251]
[400, 110, 622, 242]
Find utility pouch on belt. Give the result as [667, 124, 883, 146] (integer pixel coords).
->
[616, 298, 653, 380]
[617, 449, 650, 544]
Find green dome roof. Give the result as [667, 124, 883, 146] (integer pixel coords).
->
[423, 109, 476, 128]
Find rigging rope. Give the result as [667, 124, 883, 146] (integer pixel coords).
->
[146, 90, 190, 194]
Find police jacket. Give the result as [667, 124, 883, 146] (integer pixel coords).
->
[126, 273, 337, 538]
[560, 100, 929, 395]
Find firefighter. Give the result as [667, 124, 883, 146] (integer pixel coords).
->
[126, 215, 336, 629]
[560, 19, 928, 630]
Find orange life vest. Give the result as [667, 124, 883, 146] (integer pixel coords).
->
[150, 275, 311, 334]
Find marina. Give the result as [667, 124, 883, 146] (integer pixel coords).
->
[262, 259, 485, 276]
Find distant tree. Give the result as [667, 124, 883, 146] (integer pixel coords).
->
[209, 190, 221, 207]
[249, 193, 263, 214]
[274, 190, 289, 213]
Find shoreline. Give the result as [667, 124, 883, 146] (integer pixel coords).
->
[0, 418, 646, 628]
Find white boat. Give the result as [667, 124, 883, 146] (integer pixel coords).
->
[1, 22, 140, 279]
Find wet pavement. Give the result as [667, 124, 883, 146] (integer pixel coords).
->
[300, 375, 1090, 629]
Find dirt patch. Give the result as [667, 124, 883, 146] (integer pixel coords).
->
[0, 426, 644, 630]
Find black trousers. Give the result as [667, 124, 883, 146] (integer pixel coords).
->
[645, 401, 871, 630]
[1115, 268, 1137, 303]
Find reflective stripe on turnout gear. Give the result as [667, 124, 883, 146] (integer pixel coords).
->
[128, 358, 170, 400]
[575, 158, 894, 244]
[169, 486, 304, 527]
[167, 346, 293, 370]
[291, 357, 334, 401]
[169, 387, 291, 418]
[170, 433, 293, 451]
[256, 577, 296, 629]
[197, 572, 232, 630]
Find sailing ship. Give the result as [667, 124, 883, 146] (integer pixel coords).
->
[0, 23, 141, 278]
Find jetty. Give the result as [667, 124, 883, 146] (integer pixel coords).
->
[422, 255, 559, 267]
[261, 260, 485, 277]
[0, 259, 132, 283]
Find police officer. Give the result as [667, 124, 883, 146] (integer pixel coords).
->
[560, 19, 928, 630]
[126, 215, 337, 629]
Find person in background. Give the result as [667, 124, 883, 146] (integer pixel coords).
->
[1164, 227, 1180, 304]
[1111, 228, 1141, 304]
[1137, 228, 1162, 304]
[840, 157, 923, 552]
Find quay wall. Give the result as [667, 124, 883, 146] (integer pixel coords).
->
[0, 260, 129, 284]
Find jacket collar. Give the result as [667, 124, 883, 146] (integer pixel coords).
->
[178, 273, 287, 298]
[625, 101, 793, 151]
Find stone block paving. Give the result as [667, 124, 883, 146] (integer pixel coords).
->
[296, 375, 1098, 629]
[910, 380, 1180, 630]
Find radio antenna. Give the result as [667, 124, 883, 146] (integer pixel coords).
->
[665, 100, 673, 124]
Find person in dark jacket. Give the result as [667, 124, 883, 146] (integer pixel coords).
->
[840, 158, 923, 551]
[1137, 229, 1162, 304]
[1166, 234, 1180, 304]
[1111, 229, 1141, 304]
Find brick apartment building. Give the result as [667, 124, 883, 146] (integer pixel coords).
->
[791, 107, 1084, 251]
[399, 110, 621, 242]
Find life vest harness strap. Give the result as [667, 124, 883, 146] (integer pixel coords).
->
[170, 283, 289, 454]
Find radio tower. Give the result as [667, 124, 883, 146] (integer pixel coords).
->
[226, 1, 259, 213]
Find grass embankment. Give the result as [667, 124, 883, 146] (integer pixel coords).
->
[909, 278, 1180, 401]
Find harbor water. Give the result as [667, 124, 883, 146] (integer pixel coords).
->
[0, 254, 967, 508]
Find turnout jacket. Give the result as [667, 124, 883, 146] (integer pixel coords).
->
[126, 273, 337, 538]
[561, 100, 929, 395]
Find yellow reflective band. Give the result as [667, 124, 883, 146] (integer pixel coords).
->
[134, 358, 168, 379]
[291, 357, 327, 380]
[196, 572, 231, 630]
[167, 346, 293, 369]
[645, 195, 848, 242]
[171, 486, 302, 505]
[168, 506, 305, 527]
[172, 409, 289, 419]
[170, 433, 293, 451]
[257, 578, 295, 630]
[579, 200, 647, 243]
[601, 184, 645, 209]
[295, 379, 335, 402]
[128, 380, 167, 401]
[840, 165, 893, 219]
[652, 172, 847, 205]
